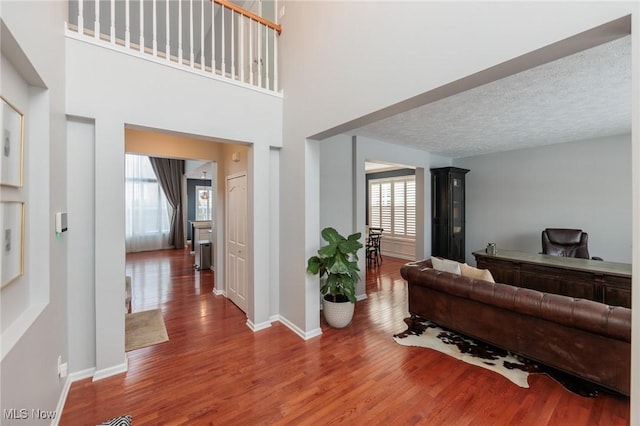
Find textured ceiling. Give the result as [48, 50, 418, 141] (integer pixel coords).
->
[353, 35, 631, 159]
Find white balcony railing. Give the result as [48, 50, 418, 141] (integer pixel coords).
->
[66, 0, 281, 93]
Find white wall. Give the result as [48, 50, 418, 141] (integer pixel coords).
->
[66, 118, 96, 375]
[65, 36, 282, 377]
[319, 134, 353, 236]
[0, 0, 68, 423]
[456, 134, 632, 264]
[269, 148, 280, 319]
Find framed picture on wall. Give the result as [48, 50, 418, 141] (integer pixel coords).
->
[1, 201, 24, 288]
[1, 96, 24, 187]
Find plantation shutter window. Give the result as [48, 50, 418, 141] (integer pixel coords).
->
[368, 175, 416, 239]
[394, 181, 405, 235]
[380, 182, 392, 232]
[406, 179, 416, 237]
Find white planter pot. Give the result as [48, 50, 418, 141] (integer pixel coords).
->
[322, 297, 355, 328]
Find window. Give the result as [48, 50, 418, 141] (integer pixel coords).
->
[369, 176, 416, 239]
[125, 154, 172, 252]
[195, 185, 213, 220]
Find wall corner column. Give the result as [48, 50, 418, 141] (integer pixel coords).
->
[248, 142, 271, 329]
[94, 118, 127, 377]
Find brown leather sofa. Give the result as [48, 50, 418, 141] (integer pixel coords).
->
[400, 259, 630, 396]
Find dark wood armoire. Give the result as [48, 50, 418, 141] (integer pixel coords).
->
[430, 167, 469, 262]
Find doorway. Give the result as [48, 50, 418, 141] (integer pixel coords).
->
[124, 127, 251, 309]
[364, 161, 418, 262]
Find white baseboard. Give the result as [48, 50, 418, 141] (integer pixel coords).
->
[92, 355, 128, 381]
[54, 357, 127, 425]
[380, 250, 415, 261]
[276, 315, 322, 340]
[70, 367, 96, 381]
[246, 318, 272, 332]
[52, 367, 96, 425]
[212, 288, 225, 296]
[52, 379, 71, 426]
[380, 237, 416, 261]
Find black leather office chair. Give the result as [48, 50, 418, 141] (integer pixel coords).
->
[541, 228, 602, 260]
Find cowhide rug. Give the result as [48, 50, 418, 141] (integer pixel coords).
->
[393, 316, 603, 398]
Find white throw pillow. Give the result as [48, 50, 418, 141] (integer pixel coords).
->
[431, 256, 461, 275]
[460, 263, 495, 283]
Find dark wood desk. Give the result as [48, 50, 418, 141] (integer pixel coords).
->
[473, 249, 632, 308]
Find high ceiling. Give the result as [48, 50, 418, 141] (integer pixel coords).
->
[352, 35, 631, 159]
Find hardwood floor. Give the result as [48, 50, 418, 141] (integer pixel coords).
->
[61, 248, 630, 425]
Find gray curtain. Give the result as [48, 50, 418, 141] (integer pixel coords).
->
[149, 157, 185, 249]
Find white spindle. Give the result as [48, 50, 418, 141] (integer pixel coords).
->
[78, 0, 84, 34]
[257, 22, 262, 88]
[139, 0, 144, 53]
[189, 0, 194, 67]
[165, 0, 170, 60]
[221, 7, 225, 76]
[178, 0, 183, 63]
[110, 0, 115, 43]
[265, 26, 270, 90]
[152, 0, 157, 56]
[94, 0, 100, 39]
[258, 0, 263, 88]
[125, 0, 130, 48]
[231, 11, 236, 79]
[198, 0, 204, 69]
[273, 27, 278, 92]
[239, 16, 245, 82]
[249, 19, 254, 86]
[211, 1, 216, 73]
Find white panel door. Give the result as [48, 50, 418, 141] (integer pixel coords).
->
[226, 173, 248, 313]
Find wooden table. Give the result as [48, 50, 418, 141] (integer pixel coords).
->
[473, 249, 631, 308]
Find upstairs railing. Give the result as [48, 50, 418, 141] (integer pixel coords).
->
[66, 0, 281, 93]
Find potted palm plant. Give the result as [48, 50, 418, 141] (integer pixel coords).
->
[307, 227, 363, 328]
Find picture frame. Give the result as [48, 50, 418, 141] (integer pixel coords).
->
[1, 201, 24, 288]
[1, 96, 24, 187]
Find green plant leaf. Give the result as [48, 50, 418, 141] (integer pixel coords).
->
[307, 256, 322, 275]
[320, 282, 329, 294]
[325, 274, 338, 295]
[347, 232, 362, 243]
[327, 252, 350, 275]
[317, 242, 337, 258]
[342, 286, 357, 303]
[338, 238, 363, 254]
[309, 227, 363, 300]
[340, 275, 354, 286]
[321, 227, 344, 245]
